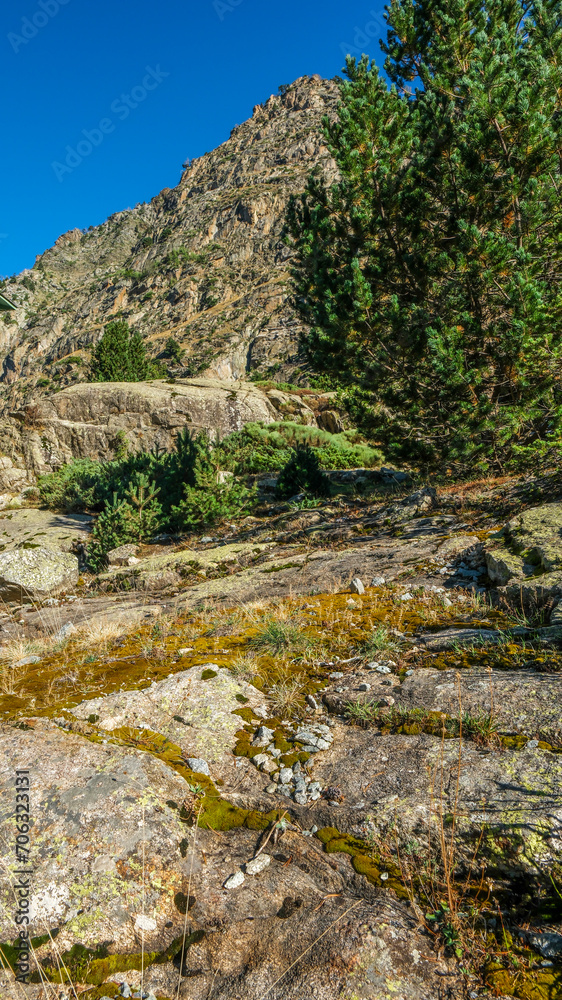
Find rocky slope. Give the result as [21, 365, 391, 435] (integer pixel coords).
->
[0, 75, 338, 414]
[1, 474, 562, 999]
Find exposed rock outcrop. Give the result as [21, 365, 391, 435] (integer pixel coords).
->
[484, 503, 562, 611]
[0, 546, 79, 600]
[7, 377, 317, 474]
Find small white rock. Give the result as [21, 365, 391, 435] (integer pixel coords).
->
[399, 592, 413, 601]
[186, 758, 210, 776]
[134, 914, 157, 932]
[224, 871, 245, 889]
[178, 648, 194, 656]
[15, 654, 41, 667]
[252, 753, 270, 769]
[350, 577, 365, 595]
[54, 622, 77, 642]
[253, 726, 275, 746]
[245, 854, 271, 875]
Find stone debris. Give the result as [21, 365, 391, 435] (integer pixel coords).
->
[224, 871, 245, 889]
[14, 654, 41, 667]
[245, 854, 271, 875]
[350, 577, 365, 595]
[252, 725, 275, 746]
[185, 757, 211, 776]
[248, 721, 334, 803]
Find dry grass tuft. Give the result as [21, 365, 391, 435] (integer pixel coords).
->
[74, 618, 126, 651]
[229, 652, 262, 682]
[268, 675, 305, 717]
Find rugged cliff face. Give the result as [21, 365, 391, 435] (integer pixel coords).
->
[0, 75, 338, 414]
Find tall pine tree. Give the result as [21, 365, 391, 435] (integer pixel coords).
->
[290, 0, 562, 472]
[91, 320, 164, 382]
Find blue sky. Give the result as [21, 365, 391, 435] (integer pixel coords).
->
[1, 0, 387, 277]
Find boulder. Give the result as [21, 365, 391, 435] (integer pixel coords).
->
[10, 379, 317, 475]
[0, 546, 79, 600]
[436, 534, 481, 562]
[316, 409, 344, 433]
[0, 718, 199, 956]
[484, 503, 562, 612]
[69, 663, 266, 777]
[107, 543, 139, 566]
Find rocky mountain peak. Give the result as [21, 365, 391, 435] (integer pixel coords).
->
[0, 75, 339, 412]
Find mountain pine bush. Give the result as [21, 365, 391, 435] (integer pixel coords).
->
[289, 0, 562, 473]
[91, 320, 165, 382]
[38, 430, 258, 568]
[276, 444, 331, 498]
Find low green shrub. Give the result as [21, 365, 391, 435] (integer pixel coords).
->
[87, 476, 163, 570]
[276, 444, 330, 498]
[38, 431, 257, 570]
[215, 421, 383, 474]
[171, 471, 256, 529]
[37, 458, 103, 511]
[37, 419, 383, 569]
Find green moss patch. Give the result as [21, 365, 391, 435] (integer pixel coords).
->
[485, 962, 562, 1000]
[34, 933, 201, 986]
[66, 721, 285, 834]
[316, 827, 408, 898]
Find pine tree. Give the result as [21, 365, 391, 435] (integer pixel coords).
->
[289, 0, 562, 472]
[91, 320, 165, 382]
